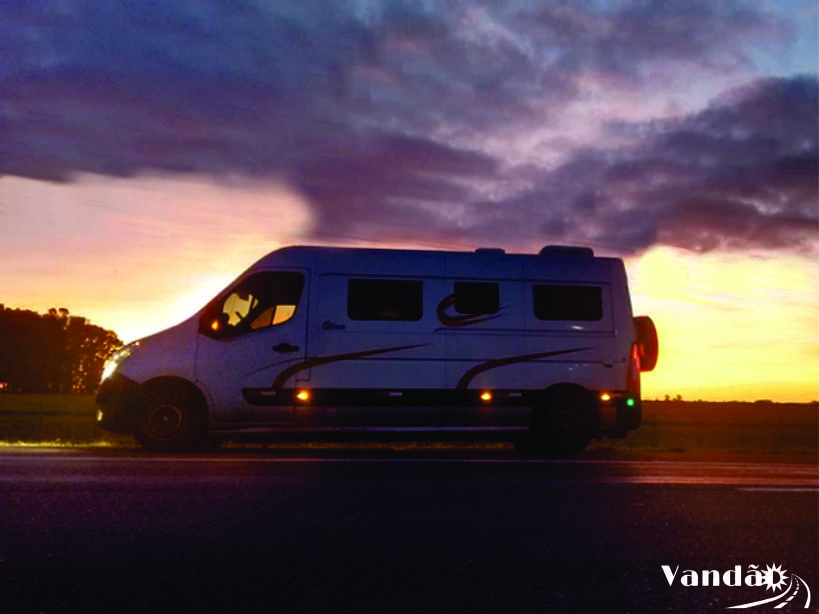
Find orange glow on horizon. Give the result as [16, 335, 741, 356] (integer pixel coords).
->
[628, 247, 819, 403]
[0, 173, 314, 343]
[2, 175, 817, 403]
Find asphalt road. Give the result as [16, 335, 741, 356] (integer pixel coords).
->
[0, 448, 816, 614]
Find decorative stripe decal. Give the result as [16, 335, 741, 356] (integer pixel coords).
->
[456, 347, 593, 389]
[436, 294, 503, 327]
[272, 344, 427, 388]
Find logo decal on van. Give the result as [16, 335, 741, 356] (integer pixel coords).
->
[436, 294, 503, 327]
[273, 344, 428, 388]
[456, 347, 592, 389]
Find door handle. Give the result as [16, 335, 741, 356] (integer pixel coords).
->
[273, 342, 299, 354]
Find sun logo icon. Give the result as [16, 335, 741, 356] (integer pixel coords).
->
[762, 563, 788, 592]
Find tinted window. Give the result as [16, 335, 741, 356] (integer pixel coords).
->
[533, 284, 602, 321]
[454, 282, 499, 315]
[204, 271, 304, 337]
[347, 279, 423, 321]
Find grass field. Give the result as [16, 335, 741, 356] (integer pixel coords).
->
[0, 394, 816, 454]
[604, 400, 818, 454]
[0, 394, 132, 447]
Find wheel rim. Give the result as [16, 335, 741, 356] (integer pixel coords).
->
[145, 403, 185, 440]
[551, 410, 582, 446]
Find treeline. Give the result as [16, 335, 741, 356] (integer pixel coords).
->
[0, 305, 121, 394]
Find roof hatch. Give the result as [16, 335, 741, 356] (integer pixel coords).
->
[539, 245, 594, 257]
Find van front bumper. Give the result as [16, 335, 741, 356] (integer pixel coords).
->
[96, 373, 139, 434]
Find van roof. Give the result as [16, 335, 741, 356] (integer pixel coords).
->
[247, 244, 622, 283]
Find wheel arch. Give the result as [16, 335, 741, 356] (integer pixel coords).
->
[542, 381, 598, 400]
[538, 382, 601, 425]
[140, 374, 209, 404]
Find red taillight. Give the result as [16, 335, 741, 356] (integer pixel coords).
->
[627, 343, 641, 395]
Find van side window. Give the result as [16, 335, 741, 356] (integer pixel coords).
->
[204, 271, 304, 337]
[533, 284, 602, 321]
[454, 282, 499, 315]
[347, 279, 423, 321]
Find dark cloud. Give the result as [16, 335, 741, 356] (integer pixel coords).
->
[295, 134, 498, 237]
[1, 1, 815, 254]
[487, 76, 818, 254]
[644, 77, 818, 252]
[659, 197, 815, 252]
[521, 1, 786, 86]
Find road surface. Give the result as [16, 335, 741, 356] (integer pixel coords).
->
[0, 448, 816, 613]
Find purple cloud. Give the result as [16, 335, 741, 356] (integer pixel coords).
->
[475, 76, 817, 253]
[0, 1, 815, 254]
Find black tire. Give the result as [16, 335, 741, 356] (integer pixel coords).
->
[530, 385, 600, 456]
[132, 382, 207, 452]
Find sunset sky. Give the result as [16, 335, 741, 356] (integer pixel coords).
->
[1, 1, 817, 402]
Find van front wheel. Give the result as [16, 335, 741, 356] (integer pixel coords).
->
[133, 383, 206, 452]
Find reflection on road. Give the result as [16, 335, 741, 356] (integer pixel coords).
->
[0, 448, 816, 488]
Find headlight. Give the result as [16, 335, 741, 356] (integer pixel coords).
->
[100, 343, 137, 382]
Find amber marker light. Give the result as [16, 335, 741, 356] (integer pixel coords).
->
[480, 391, 492, 402]
[600, 392, 612, 402]
[296, 390, 310, 402]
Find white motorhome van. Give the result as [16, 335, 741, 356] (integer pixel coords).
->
[97, 245, 657, 454]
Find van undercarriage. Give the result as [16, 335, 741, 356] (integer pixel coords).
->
[97, 373, 641, 454]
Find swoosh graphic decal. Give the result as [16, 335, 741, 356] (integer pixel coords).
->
[436, 294, 504, 327]
[456, 347, 593, 389]
[273, 344, 427, 388]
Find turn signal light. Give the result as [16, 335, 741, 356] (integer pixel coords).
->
[600, 392, 612, 402]
[296, 390, 310, 402]
[480, 391, 492, 402]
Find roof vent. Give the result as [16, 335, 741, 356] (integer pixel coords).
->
[539, 245, 594, 257]
[474, 248, 506, 255]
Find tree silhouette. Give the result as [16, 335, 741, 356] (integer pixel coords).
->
[0, 305, 121, 393]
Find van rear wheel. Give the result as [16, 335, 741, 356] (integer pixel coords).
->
[133, 383, 206, 452]
[530, 386, 599, 456]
